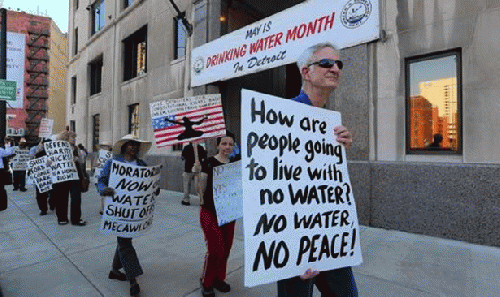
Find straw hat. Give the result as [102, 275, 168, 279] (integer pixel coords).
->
[99, 141, 112, 147]
[112, 134, 152, 158]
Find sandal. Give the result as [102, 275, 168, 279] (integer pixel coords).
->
[72, 219, 87, 226]
[58, 220, 69, 225]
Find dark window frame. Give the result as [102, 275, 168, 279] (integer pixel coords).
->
[70, 120, 76, 133]
[173, 13, 187, 60]
[73, 28, 78, 55]
[75, 0, 79, 10]
[89, 55, 103, 96]
[124, 0, 135, 9]
[405, 48, 463, 155]
[123, 25, 147, 81]
[71, 76, 77, 104]
[91, 0, 106, 35]
[92, 114, 100, 152]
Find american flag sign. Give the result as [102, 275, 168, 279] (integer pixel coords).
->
[150, 94, 226, 147]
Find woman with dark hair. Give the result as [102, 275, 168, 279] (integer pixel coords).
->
[194, 132, 236, 297]
[98, 134, 152, 297]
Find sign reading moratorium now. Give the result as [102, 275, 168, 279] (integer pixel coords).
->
[241, 89, 362, 287]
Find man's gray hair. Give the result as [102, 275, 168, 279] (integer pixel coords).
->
[296, 42, 339, 70]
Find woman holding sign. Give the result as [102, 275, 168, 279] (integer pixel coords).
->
[194, 132, 236, 297]
[98, 134, 152, 297]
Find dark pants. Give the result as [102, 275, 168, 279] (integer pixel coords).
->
[277, 267, 358, 297]
[53, 180, 83, 223]
[36, 188, 49, 213]
[0, 183, 6, 211]
[112, 237, 143, 280]
[13, 170, 26, 190]
[200, 207, 236, 288]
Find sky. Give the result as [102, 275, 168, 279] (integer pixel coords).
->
[1, 0, 70, 32]
[409, 55, 457, 96]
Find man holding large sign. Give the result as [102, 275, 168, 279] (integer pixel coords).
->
[241, 43, 359, 296]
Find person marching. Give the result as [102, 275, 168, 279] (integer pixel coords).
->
[12, 138, 28, 192]
[181, 142, 207, 206]
[0, 138, 15, 211]
[28, 139, 53, 215]
[193, 132, 236, 297]
[98, 134, 152, 297]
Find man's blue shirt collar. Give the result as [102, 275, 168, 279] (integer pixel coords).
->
[291, 90, 313, 106]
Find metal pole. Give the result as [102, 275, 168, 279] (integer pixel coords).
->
[0, 8, 7, 144]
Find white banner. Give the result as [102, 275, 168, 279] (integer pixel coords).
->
[38, 119, 54, 138]
[92, 149, 113, 183]
[241, 89, 362, 287]
[213, 161, 243, 226]
[11, 148, 30, 171]
[6, 32, 26, 108]
[44, 141, 79, 183]
[191, 0, 379, 86]
[100, 161, 162, 238]
[27, 156, 53, 193]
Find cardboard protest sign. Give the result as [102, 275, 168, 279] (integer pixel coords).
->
[241, 89, 362, 287]
[11, 148, 30, 171]
[27, 156, 53, 193]
[150, 94, 226, 147]
[100, 161, 162, 238]
[213, 161, 243, 226]
[38, 119, 54, 138]
[191, 0, 380, 86]
[92, 149, 113, 183]
[43, 141, 79, 183]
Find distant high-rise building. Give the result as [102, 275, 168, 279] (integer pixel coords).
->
[409, 95, 433, 148]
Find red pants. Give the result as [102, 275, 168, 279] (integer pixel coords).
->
[200, 207, 235, 288]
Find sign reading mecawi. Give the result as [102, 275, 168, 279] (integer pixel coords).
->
[241, 89, 362, 287]
[44, 141, 79, 183]
[150, 94, 226, 147]
[100, 161, 162, 238]
[191, 0, 379, 86]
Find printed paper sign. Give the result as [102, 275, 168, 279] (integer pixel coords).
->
[241, 89, 362, 287]
[191, 0, 379, 86]
[213, 161, 243, 226]
[44, 141, 79, 183]
[93, 149, 113, 183]
[27, 156, 53, 193]
[100, 161, 162, 238]
[6, 32, 26, 108]
[11, 148, 30, 171]
[150, 94, 226, 147]
[39, 119, 54, 138]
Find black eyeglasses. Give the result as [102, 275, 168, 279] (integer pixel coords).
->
[309, 59, 343, 70]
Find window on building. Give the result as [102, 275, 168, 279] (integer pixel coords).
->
[123, 26, 147, 81]
[128, 104, 140, 137]
[174, 13, 187, 60]
[73, 28, 78, 55]
[70, 120, 76, 133]
[92, 114, 100, 152]
[71, 76, 77, 104]
[124, 0, 135, 9]
[405, 48, 462, 154]
[89, 56, 103, 95]
[91, 0, 106, 35]
[75, 0, 79, 10]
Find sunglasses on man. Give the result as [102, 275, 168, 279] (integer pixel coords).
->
[309, 59, 343, 70]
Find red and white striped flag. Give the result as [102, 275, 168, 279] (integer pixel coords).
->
[150, 94, 226, 147]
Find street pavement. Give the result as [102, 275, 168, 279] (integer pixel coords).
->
[1, 186, 500, 297]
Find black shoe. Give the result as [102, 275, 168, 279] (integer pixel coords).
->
[201, 285, 215, 297]
[130, 283, 140, 297]
[39, 211, 47, 216]
[213, 280, 231, 292]
[181, 201, 191, 206]
[58, 220, 69, 225]
[20, 188, 27, 192]
[13, 188, 18, 191]
[72, 219, 87, 226]
[108, 270, 127, 281]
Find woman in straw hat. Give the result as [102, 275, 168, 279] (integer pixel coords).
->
[97, 134, 152, 297]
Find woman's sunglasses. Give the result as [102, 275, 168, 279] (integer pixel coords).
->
[309, 59, 343, 70]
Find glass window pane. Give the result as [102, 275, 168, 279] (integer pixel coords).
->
[408, 52, 460, 153]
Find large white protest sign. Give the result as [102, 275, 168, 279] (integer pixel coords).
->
[44, 141, 79, 183]
[92, 149, 112, 183]
[241, 89, 362, 287]
[27, 156, 53, 193]
[213, 161, 243, 226]
[11, 148, 30, 171]
[100, 161, 162, 238]
[150, 94, 226, 147]
[38, 119, 54, 138]
[191, 0, 379, 86]
[6, 32, 26, 108]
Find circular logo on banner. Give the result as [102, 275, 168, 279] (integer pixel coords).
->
[193, 56, 205, 75]
[341, 0, 372, 29]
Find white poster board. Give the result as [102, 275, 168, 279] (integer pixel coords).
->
[43, 141, 79, 183]
[6, 32, 26, 108]
[92, 149, 112, 183]
[27, 156, 53, 193]
[213, 161, 243, 226]
[241, 89, 362, 287]
[38, 119, 54, 138]
[150, 94, 226, 147]
[191, 0, 380, 86]
[11, 148, 30, 171]
[100, 161, 162, 238]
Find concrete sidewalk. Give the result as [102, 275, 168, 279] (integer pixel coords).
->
[1, 186, 500, 297]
